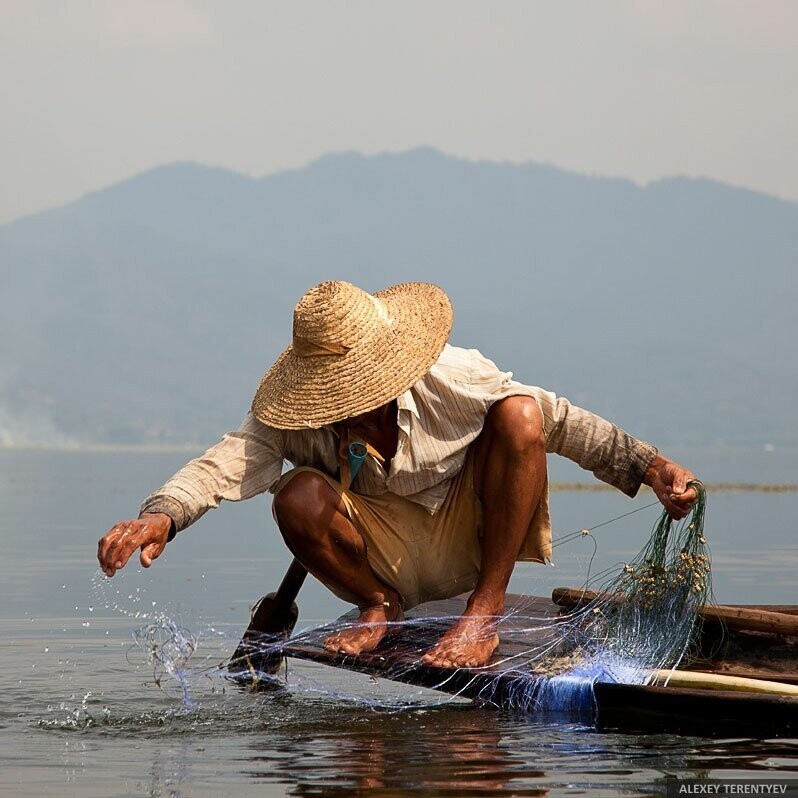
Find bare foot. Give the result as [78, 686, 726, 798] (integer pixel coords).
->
[421, 612, 500, 669]
[324, 601, 404, 656]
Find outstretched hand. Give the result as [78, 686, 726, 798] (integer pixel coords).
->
[644, 455, 699, 520]
[97, 513, 172, 577]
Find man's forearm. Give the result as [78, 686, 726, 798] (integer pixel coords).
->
[137, 412, 286, 536]
[541, 393, 658, 497]
[139, 493, 191, 535]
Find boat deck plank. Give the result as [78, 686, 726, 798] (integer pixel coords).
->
[274, 592, 798, 735]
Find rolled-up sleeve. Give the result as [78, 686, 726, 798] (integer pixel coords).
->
[139, 412, 285, 532]
[534, 389, 658, 497]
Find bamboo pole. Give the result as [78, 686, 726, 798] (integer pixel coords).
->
[651, 669, 798, 697]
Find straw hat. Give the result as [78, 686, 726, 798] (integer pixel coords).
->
[251, 281, 453, 429]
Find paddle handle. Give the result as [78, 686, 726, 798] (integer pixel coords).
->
[274, 558, 308, 609]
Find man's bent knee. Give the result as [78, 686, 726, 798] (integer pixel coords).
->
[485, 396, 545, 455]
[273, 470, 342, 537]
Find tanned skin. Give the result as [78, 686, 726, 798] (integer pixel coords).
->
[98, 396, 697, 668]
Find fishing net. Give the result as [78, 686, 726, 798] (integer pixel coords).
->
[495, 480, 711, 711]
[227, 481, 711, 716]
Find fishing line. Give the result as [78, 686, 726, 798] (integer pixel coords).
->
[550, 498, 661, 548]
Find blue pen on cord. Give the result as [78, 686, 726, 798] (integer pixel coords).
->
[348, 441, 368, 482]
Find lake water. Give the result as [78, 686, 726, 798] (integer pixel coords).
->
[1, 447, 797, 796]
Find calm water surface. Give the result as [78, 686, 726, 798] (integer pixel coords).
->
[1, 447, 797, 796]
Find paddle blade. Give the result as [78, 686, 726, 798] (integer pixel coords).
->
[228, 592, 300, 679]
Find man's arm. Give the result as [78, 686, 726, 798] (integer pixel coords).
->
[436, 347, 698, 517]
[97, 413, 284, 576]
[539, 393, 697, 516]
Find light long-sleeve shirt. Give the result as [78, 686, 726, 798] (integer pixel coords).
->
[140, 345, 657, 555]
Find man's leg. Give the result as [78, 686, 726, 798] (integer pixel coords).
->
[422, 396, 547, 668]
[273, 471, 403, 654]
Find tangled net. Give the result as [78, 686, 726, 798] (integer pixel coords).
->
[582, 480, 710, 673]
[501, 480, 711, 711]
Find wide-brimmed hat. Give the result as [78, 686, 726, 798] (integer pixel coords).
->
[251, 281, 453, 429]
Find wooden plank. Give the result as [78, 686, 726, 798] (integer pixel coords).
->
[284, 593, 562, 682]
[732, 605, 798, 616]
[708, 605, 798, 636]
[280, 593, 570, 705]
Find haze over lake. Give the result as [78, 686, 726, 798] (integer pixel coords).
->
[2, 149, 796, 451]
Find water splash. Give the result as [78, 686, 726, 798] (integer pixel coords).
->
[37, 692, 111, 731]
[132, 616, 197, 707]
[91, 570, 215, 708]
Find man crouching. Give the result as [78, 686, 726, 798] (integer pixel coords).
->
[97, 281, 696, 669]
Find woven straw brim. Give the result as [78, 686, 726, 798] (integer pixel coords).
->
[252, 283, 453, 429]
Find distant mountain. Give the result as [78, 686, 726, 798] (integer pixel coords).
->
[1, 148, 796, 447]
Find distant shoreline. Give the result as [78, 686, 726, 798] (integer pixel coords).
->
[0, 445, 795, 492]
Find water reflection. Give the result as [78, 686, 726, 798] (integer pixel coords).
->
[244, 704, 549, 795]
[237, 698, 798, 796]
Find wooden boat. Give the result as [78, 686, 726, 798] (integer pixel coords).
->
[267, 589, 798, 737]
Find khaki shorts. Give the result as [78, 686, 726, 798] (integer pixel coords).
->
[272, 452, 484, 611]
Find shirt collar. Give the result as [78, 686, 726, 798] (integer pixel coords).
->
[396, 388, 419, 419]
[327, 392, 418, 438]
[396, 389, 419, 437]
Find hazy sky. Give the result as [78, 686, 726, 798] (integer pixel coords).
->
[2, 0, 796, 223]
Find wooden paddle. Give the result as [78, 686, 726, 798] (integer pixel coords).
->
[228, 558, 308, 678]
[552, 586, 798, 637]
